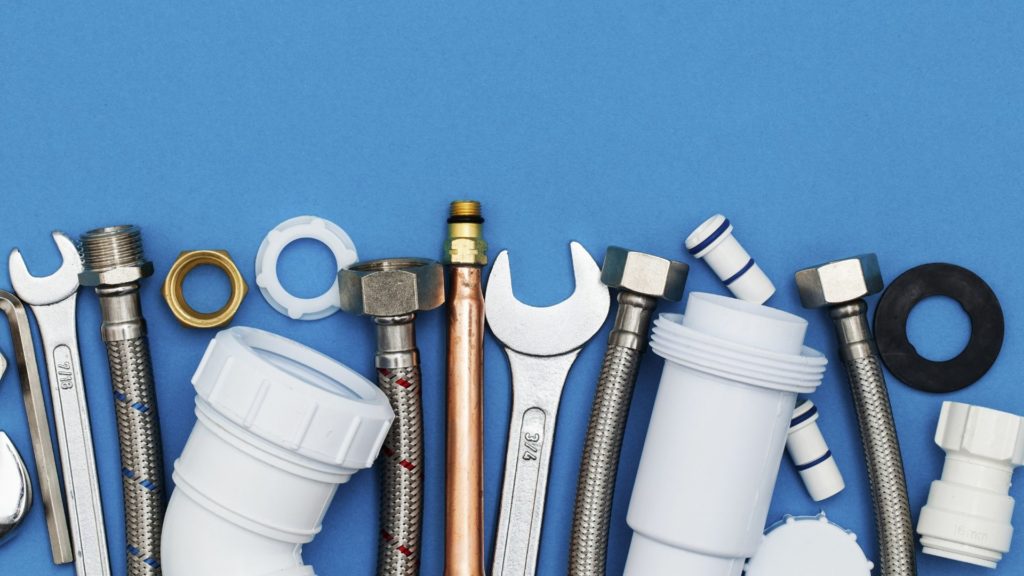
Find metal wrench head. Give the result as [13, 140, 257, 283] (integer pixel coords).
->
[8, 231, 83, 306]
[485, 241, 610, 357]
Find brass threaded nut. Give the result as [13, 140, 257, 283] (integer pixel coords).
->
[162, 250, 248, 329]
[445, 200, 487, 266]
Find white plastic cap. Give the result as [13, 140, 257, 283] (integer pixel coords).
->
[255, 216, 359, 321]
[191, 326, 393, 471]
[745, 514, 873, 576]
[787, 400, 845, 501]
[685, 214, 775, 304]
[918, 401, 1024, 569]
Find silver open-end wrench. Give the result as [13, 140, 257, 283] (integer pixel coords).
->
[10, 231, 111, 576]
[486, 241, 610, 576]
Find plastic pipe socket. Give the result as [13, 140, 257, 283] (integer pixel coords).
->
[918, 401, 1024, 569]
[162, 327, 394, 576]
[624, 293, 827, 576]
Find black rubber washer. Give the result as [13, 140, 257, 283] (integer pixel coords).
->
[874, 263, 1003, 394]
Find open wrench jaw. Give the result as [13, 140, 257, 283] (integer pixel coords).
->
[9, 231, 83, 306]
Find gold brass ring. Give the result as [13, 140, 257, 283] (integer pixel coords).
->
[162, 250, 248, 329]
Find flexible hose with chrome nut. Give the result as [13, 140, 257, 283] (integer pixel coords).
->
[80, 225, 166, 576]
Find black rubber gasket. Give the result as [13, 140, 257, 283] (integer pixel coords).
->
[874, 263, 1003, 394]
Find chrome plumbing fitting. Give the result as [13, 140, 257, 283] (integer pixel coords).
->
[79, 225, 166, 576]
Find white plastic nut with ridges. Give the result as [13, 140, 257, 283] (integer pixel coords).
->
[685, 214, 775, 304]
[624, 293, 827, 576]
[162, 327, 394, 576]
[787, 400, 845, 501]
[255, 216, 359, 321]
[918, 401, 1024, 569]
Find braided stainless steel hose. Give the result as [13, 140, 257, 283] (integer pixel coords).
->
[833, 304, 916, 576]
[796, 254, 916, 576]
[80, 225, 166, 576]
[376, 362, 425, 576]
[570, 248, 687, 576]
[339, 258, 444, 576]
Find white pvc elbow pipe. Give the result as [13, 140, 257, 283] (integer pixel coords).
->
[162, 327, 394, 576]
[624, 293, 827, 576]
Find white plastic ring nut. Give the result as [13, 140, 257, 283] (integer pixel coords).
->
[255, 216, 358, 321]
[745, 514, 873, 576]
[918, 401, 1024, 569]
[787, 400, 845, 502]
[685, 214, 775, 304]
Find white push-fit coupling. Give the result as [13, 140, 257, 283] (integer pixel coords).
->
[162, 327, 394, 576]
[255, 216, 359, 320]
[787, 400, 845, 501]
[624, 293, 827, 576]
[685, 214, 775, 304]
[918, 401, 1024, 569]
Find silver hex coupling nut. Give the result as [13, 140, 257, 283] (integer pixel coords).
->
[339, 258, 445, 318]
[78, 225, 155, 287]
[795, 254, 883, 309]
[602, 246, 688, 301]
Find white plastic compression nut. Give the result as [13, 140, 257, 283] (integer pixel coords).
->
[745, 514, 874, 576]
[787, 400, 845, 501]
[685, 214, 775, 304]
[161, 327, 394, 576]
[255, 216, 359, 320]
[624, 293, 827, 576]
[918, 401, 1024, 569]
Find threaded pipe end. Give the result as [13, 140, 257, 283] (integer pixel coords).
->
[450, 200, 482, 218]
[80, 225, 147, 272]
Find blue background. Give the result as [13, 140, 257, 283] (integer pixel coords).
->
[1, 3, 1022, 575]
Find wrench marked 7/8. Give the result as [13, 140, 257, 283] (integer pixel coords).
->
[10, 231, 111, 576]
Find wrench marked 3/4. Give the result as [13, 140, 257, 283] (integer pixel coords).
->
[486, 242, 610, 576]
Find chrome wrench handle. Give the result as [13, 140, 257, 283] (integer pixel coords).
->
[30, 299, 111, 576]
[492, 350, 578, 576]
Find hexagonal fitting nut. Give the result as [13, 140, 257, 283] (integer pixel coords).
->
[79, 260, 155, 287]
[936, 401, 1024, 466]
[795, 254, 883, 309]
[339, 258, 444, 317]
[601, 246, 688, 301]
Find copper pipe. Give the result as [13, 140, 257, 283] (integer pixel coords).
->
[444, 201, 487, 576]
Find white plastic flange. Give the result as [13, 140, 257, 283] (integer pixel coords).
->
[918, 401, 1024, 569]
[745, 513, 874, 576]
[624, 293, 827, 576]
[255, 216, 359, 321]
[787, 400, 845, 502]
[162, 327, 394, 576]
[685, 214, 775, 304]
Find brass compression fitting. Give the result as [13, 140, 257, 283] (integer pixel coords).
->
[444, 200, 487, 576]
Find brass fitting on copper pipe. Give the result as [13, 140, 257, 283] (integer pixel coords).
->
[444, 200, 487, 576]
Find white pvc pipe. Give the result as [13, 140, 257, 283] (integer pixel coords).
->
[162, 327, 394, 576]
[625, 293, 826, 576]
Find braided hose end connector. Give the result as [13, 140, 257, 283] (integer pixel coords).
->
[80, 225, 167, 576]
[570, 247, 688, 576]
[340, 258, 444, 576]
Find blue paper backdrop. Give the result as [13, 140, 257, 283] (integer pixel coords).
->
[1, 3, 1022, 575]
